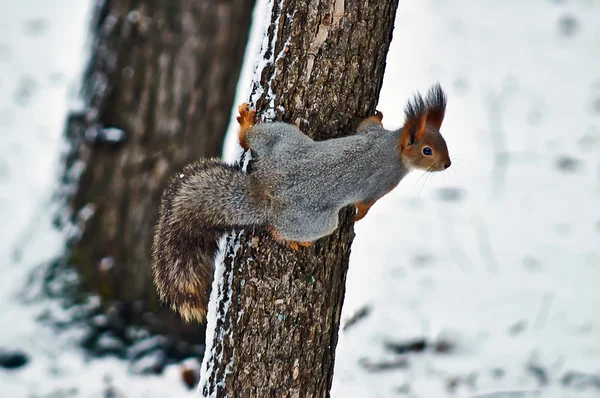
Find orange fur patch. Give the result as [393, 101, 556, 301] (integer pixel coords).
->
[237, 103, 256, 150]
[364, 110, 383, 124]
[268, 225, 313, 250]
[400, 111, 427, 152]
[354, 201, 375, 221]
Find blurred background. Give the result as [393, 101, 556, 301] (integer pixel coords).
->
[1, 0, 599, 397]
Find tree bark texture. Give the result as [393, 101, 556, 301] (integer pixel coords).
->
[62, 0, 255, 340]
[202, 0, 399, 396]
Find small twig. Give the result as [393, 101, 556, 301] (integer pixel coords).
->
[359, 357, 410, 373]
[471, 389, 542, 398]
[526, 362, 549, 387]
[384, 339, 427, 355]
[342, 305, 371, 331]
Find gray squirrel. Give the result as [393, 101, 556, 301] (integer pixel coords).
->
[151, 83, 451, 323]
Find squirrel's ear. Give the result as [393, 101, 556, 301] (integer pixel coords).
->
[401, 111, 427, 147]
[426, 107, 445, 130]
[400, 126, 412, 150]
[425, 83, 447, 130]
[403, 92, 428, 144]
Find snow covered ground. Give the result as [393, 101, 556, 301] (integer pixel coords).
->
[332, 1, 600, 397]
[1, 0, 599, 397]
[0, 1, 195, 397]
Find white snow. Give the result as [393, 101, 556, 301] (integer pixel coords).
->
[0, 1, 194, 397]
[2, 0, 599, 397]
[248, 0, 287, 122]
[99, 127, 126, 143]
[198, 234, 231, 396]
[332, 1, 600, 397]
[222, 0, 272, 163]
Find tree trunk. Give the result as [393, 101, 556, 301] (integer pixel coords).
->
[201, 0, 399, 396]
[62, 0, 255, 342]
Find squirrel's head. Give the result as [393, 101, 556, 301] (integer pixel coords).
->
[399, 83, 451, 172]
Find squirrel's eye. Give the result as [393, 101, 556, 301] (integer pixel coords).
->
[422, 147, 433, 156]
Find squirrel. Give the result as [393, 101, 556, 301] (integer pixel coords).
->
[151, 83, 451, 323]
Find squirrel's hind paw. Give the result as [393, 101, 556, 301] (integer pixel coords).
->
[237, 103, 256, 127]
[268, 226, 312, 251]
[288, 241, 313, 251]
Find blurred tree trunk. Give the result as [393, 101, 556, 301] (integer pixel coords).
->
[62, 0, 255, 342]
[201, 0, 399, 396]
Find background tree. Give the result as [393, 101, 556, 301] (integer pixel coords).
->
[201, 0, 400, 396]
[61, 0, 255, 342]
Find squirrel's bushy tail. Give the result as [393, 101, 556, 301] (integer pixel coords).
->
[151, 159, 269, 323]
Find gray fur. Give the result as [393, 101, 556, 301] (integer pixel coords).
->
[248, 122, 409, 241]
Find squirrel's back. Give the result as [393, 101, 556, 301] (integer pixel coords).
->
[246, 125, 408, 241]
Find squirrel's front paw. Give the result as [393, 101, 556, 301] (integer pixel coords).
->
[237, 103, 256, 128]
[237, 103, 256, 150]
[353, 201, 374, 221]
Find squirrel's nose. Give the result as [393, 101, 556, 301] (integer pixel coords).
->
[444, 161, 452, 169]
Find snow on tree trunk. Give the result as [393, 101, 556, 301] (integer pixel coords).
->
[200, 0, 400, 396]
[62, 0, 255, 340]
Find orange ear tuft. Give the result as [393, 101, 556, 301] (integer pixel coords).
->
[424, 83, 447, 130]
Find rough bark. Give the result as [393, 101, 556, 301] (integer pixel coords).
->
[202, 0, 399, 396]
[62, 0, 255, 341]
